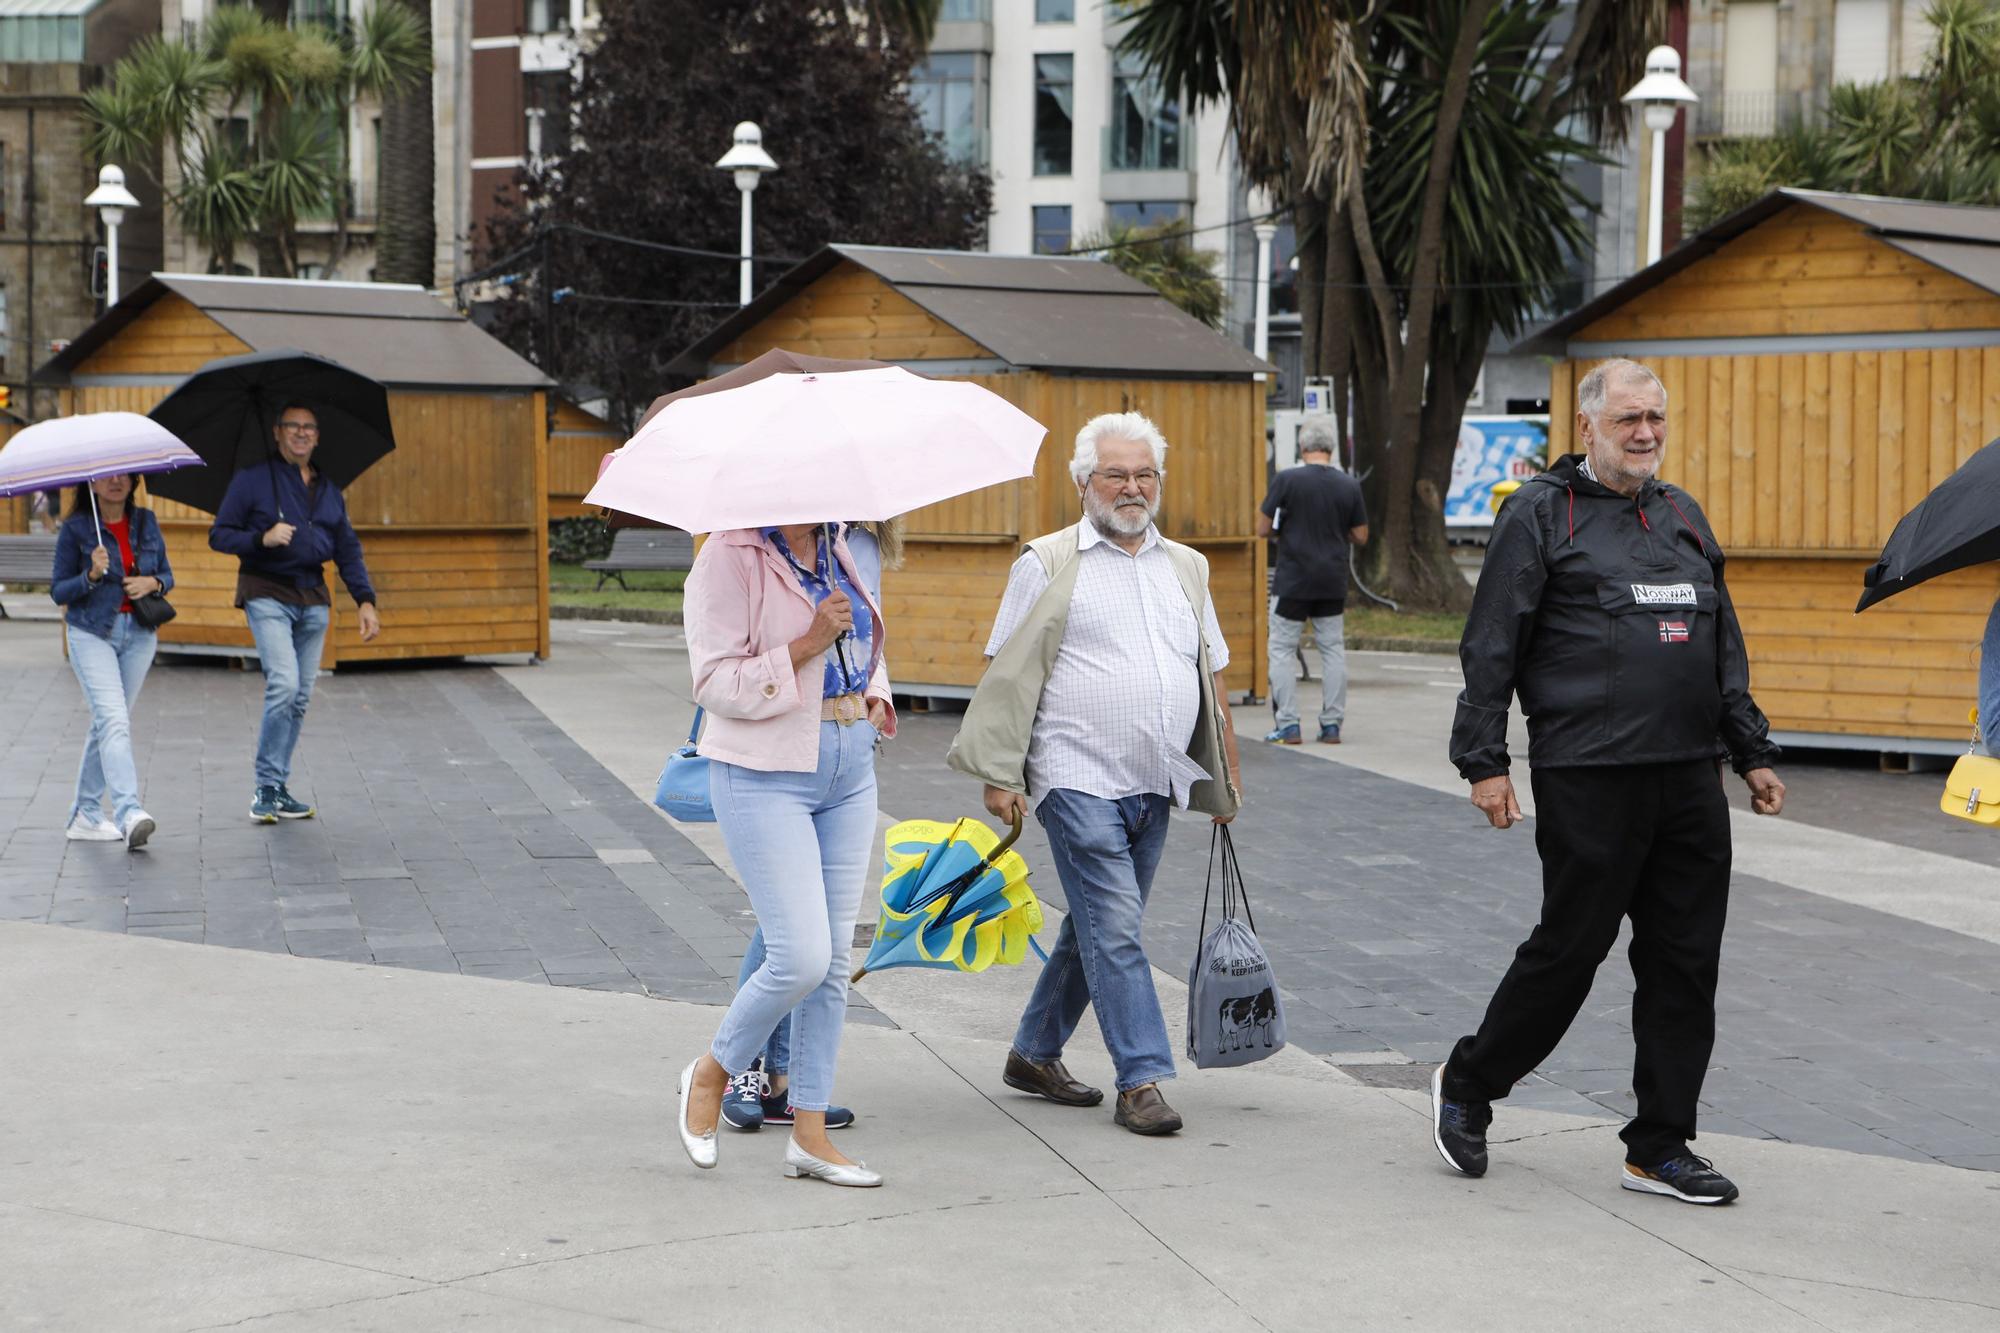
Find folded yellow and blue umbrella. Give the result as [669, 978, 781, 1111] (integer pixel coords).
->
[851, 815, 1046, 982]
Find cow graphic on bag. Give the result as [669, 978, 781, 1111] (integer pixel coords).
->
[1216, 987, 1278, 1054]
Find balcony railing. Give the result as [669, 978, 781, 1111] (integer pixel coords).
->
[1693, 89, 1824, 139]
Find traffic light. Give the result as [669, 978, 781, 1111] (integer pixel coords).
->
[0, 385, 11, 412]
[88, 245, 108, 300]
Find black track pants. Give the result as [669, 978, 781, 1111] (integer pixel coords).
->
[1442, 760, 1733, 1166]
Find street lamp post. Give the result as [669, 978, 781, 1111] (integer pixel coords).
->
[1250, 189, 1276, 378]
[83, 164, 141, 307]
[714, 122, 778, 307]
[1621, 46, 1699, 269]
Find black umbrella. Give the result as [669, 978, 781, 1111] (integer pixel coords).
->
[145, 348, 396, 513]
[1857, 436, 2000, 612]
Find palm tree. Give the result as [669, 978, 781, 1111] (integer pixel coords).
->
[324, 1, 430, 278]
[1073, 218, 1226, 328]
[372, 0, 435, 285]
[1120, 0, 1663, 609]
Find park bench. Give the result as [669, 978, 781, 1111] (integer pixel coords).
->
[0, 533, 57, 619]
[582, 527, 695, 591]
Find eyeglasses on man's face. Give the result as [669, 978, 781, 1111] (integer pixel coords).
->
[279, 421, 320, 436]
[1089, 468, 1161, 489]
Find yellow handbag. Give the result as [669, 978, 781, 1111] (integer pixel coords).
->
[1942, 708, 2000, 826]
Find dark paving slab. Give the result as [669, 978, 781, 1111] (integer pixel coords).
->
[873, 709, 2000, 1171]
[0, 654, 763, 1006]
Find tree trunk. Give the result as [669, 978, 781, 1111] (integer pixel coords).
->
[375, 1, 435, 286]
[1377, 0, 1494, 608]
[1293, 194, 1328, 379]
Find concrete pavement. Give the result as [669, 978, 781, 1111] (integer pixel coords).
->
[4, 617, 2000, 1329]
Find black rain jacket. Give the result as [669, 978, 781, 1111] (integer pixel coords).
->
[1450, 454, 1781, 782]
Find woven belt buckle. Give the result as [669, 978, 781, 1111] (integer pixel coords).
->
[830, 693, 864, 726]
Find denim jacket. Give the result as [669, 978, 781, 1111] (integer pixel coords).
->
[50, 505, 175, 639]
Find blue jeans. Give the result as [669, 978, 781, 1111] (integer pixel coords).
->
[67, 617, 158, 826]
[1013, 789, 1177, 1092]
[245, 599, 330, 790]
[709, 721, 877, 1112]
[736, 929, 793, 1076]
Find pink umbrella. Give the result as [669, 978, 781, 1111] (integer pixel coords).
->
[583, 366, 1046, 533]
[0, 412, 204, 543]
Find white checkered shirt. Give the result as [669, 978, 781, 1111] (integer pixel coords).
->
[985, 519, 1230, 808]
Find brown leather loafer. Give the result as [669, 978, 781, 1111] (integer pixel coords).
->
[1003, 1051, 1104, 1107]
[1114, 1083, 1184, 1136]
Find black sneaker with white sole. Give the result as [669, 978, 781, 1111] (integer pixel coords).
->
[1431, 1062, 1491, 1177]
[1621, 1154, 1739, 1205]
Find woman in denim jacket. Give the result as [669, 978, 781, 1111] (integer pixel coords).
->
[49, 474, 173, 849]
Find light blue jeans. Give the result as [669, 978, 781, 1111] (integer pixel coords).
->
[737, 931, 793, 1076]
[245, 599, 330, 790]
[1014, 789, 1177, 1093]
[67, 617, 158, 826]
[1268, 607, 1347, 732]
[709, 720, 877, 1112]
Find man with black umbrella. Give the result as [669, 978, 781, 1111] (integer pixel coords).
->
[1430, 358, 1785, 1206]
[210, 404, 380, 823]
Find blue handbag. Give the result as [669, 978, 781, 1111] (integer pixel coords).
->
[654, 708, 715, 822]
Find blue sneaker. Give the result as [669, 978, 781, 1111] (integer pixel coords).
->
[249, 786, 280, 824]
[271, 784, 315, 819]
[1264, 724, 1302, 745]
[720, 1065, 766, 1131]
[1317, 724, 1342, 744]
[761, 1095, 855, 1129]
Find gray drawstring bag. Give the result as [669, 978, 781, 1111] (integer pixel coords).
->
[1187, 825, 1286, 1069]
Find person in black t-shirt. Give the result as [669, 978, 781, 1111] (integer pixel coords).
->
[1256, 420, 1368, 743]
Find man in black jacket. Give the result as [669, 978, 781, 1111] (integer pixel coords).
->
[1431, 358, 1785, 1206]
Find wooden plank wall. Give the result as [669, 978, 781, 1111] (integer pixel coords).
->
[74, 293, 251, 375]
[68, 377, 546, 665]
[715, 262, 989, 363]
[548, 398, 620, 520]
[881, 372, 1268, 696]
[1549, 346, 2000, 555]
[1572, 204, 2000, 340]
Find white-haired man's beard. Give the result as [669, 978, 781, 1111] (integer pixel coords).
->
[1083, 484, 1158, 539]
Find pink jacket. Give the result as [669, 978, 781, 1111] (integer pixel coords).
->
[684, 526, 896, 773]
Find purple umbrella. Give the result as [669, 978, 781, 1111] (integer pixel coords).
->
[0, 412, 204, 544]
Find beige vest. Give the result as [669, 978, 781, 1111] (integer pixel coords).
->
[946, 524, 1241, 819]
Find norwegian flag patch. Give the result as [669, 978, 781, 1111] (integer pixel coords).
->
[1658, 620, 1690, 644]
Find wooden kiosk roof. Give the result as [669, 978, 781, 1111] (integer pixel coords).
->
[36, 274, 554, 391]
[671, 243, 1273, 379]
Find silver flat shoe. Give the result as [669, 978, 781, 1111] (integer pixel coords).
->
[676, 1059, 718, 1169]
[783, 1137, 881, 1188]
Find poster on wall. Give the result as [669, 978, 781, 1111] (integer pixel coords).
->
[1446, 416, 1549, 530]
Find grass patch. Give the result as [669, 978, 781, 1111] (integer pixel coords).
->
[549, 561, 684, 614]
[1345, 606, 1466, 643]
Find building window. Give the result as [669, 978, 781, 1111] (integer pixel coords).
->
[911, 53, 986, 165]
[525, 71, 573, 165]
[1109, 57, 1182, 170]
[1107, 200, 1186, 228]
[1033, 54, 1073, 176]
[524, 0, 558, 34]
[296, 263, 325, 281]
[1268, 221, 1297, 316]
[1720, 0, 1779, 135]
[1032, 205, 1071, 254]
[939, 0, 988, 19]
[1035, 0, 1074, 21]
[1833, 0, 1891, 84]
[289, 0, 342, 30]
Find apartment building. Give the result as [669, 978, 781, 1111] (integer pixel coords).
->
[1687, 0, 1937, 139]
[910, 0, 1269, 353]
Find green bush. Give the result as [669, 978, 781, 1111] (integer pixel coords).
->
[549, 517, 613, 563]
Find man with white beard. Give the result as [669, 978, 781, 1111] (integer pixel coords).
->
[948, 412, 1244, 1136]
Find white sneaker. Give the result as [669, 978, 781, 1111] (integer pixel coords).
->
[120, 810, 157, 851]
[65, 812, 122, 842]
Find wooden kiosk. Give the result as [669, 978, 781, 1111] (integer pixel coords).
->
[32, 275, 555, 665]
[669, 244, 1276, 699]
[1523, 190, 2000, 751]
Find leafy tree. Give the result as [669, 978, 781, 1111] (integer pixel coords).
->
[82, 4, 428, 277]
[1074, 218, 1226, 328]
[373, 0, 436, 285]
[481, 0, 991, 427]
[1122, 0, 1662, 610]
[1687, 0, 2000, 231]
